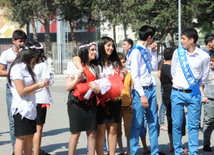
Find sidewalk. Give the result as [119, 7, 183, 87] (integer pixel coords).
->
[0, 72, 213, 155]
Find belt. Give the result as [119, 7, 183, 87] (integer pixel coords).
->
[208, 98, 214, 101]
[142, 84, 153, 90]
[172, 87, 192, 93]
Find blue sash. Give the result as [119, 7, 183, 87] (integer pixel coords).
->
[128, 45, 151, 74]
[177, 45, 201, 102]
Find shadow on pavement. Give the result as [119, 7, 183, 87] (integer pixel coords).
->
[0, 140, 11, 146]
[42, 128, 69, 137]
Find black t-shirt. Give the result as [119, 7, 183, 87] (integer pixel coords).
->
[160, 64, 172, 106]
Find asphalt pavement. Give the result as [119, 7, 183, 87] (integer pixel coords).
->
[0, 71, 213, 155]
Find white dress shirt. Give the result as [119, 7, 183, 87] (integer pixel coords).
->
[34, 62, 54, 104]
[99, 64, 119, 79]
[10, 62, 37, 120]
[171, 47, 210, 89]
[128, 41, 158, 96]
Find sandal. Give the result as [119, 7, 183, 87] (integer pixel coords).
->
[182, 148, 189, 155]
[103, 152, 109, 155]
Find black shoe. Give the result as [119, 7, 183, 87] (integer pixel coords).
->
[203, 145, 212, 152]
[39, 149, 51, 155]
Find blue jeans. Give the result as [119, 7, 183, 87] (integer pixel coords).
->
[140, 112, 160, 138]
[139, 112, 147, 137]
[6, 85, 16, 149]
[159, 88, 166, 125]
[130, 87, 159, 155]
[171, 89, 201, 155]
[86, 137, 108, 153]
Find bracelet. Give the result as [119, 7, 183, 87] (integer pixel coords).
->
[201, 95, 205, 98]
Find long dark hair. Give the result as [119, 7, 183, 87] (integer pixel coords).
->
[98, 36, 121, 70]
[32, 42, 46, 68]
[7, 42, 37, 86]
[78, 41, 100, 79]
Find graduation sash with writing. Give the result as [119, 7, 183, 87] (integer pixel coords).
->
[128, 45, 151, 74]
[177, 45, 201, 102]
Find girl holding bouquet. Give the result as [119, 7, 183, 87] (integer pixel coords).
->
[64, 41, 100, 155]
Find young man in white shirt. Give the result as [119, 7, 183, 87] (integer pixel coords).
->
[203, 34, 214, 56]
[0, 30, 26, 154]
[128, 25, 159, 155]
[123, 38, 133, 54]
[171, 28, 210, 155]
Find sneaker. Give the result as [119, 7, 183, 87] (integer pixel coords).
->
[39, 149, 51, 155]
[203, 145, 212, 152]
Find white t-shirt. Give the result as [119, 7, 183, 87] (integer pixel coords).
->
[0, 47, 17, 71]
[34, 62, 54, 104]
[10, 62, 37, 120]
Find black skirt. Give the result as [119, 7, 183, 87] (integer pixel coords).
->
[67, 91, 97, 132]
[13, 113, 36, 136]
[36, 104, 47, 125]
[97, 100, 122, 124]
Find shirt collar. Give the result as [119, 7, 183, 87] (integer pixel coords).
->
[136, 41, 147, 50]
[185, 46, 198, 56]
[12, 47, 18, 55]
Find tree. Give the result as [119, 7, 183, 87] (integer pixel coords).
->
[59, 0, 95, 56]
[8, 0, 38, 41]
[7, 0, 60, 73]
[193, 0, 214, 35]
[130, 0, 196, 47]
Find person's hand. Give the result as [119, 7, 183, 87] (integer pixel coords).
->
[37, 81, 46, 89]
[77, 69, 84, 81]
[89, 82, 101, 94]
[121, 68, 128, 77]
[141, 95, 149, 108]
[202, 96, 208, 103]
[44, 78, 51, 86]
[149, 42, 157, 52]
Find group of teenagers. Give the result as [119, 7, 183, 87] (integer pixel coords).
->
[64, 25, 212, 155]
[1, 24, 214, 155]
[0, 30, 54, 155]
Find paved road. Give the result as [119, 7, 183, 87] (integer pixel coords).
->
[0, 72, 214, 155]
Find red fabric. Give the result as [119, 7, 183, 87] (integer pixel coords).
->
[98, 74, 125, 107]
[41, 104, 50, 109]
[73, 64, 95, 100]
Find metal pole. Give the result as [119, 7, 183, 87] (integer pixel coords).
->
[178, 0, 181, 46]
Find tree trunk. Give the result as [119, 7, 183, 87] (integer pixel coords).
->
[123, 23, 127, 39]
[113, 25, 116, 43]
[69, 20, 77, 57]
[157, 31, 167, 48]
[31, 15, 37, 42]
[167, 32, 174, 46]
[44, 16, 55, 73]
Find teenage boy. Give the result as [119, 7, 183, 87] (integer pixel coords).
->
[0, 30, 27, 153]
[203, 34, 214, 56]
[128, 25, 159, 155]
[171, 28, 210, 155]
[123, 38, 133, 73]
[123, 38, 133, 54]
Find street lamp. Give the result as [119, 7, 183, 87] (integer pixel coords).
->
[178, 0, 181, 46]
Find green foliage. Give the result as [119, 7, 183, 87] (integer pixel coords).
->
[193, 0, 214, 35]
